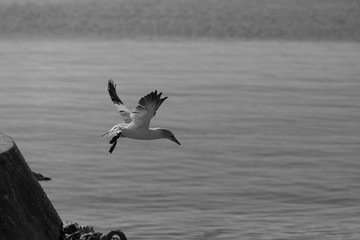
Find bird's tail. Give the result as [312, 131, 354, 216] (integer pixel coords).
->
[102, 130, 118, 137]
[102, 128, 121, 138]
[101, 131, 111, 137]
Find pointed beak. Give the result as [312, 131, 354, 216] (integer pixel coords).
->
[169, 135, 181, 145]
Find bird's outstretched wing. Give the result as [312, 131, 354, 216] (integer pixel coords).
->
[107, 80, 132, 123]
[130, 90, 168, 128]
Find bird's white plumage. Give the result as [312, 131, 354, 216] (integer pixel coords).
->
[103, 80, 180, 153]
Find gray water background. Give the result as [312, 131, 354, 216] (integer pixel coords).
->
[0, 40, 359, 239]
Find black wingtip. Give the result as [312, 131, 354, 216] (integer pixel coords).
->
[161, 96, 168, 103]
[108, 79, 116, 90]
[108, 79, 115, 88]
[137, 90, 168, 116]
[107, 79, 124, 105]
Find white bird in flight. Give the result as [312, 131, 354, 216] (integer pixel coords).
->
[103, 80, 181, 153]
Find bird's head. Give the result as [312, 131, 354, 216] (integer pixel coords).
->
[161, 129, 181, 145]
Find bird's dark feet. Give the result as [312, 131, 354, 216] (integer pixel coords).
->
[109, 133, 121, 154]
[109, 135, 118, 144]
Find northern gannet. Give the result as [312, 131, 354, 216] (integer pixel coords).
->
[103, 80, 181, 153]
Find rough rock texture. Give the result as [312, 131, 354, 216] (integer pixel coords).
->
[0, 133, 63, 240]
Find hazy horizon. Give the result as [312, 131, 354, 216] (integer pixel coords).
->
[0, 0, 359, 41]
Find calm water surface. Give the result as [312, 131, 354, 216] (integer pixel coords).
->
[0, 40, 359, 239]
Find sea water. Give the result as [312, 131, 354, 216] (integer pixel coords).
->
[0, 40, 359, 239]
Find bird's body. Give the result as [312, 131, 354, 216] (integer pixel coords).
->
[123, 127, 162, 140]
[103, 80, 181, 153]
